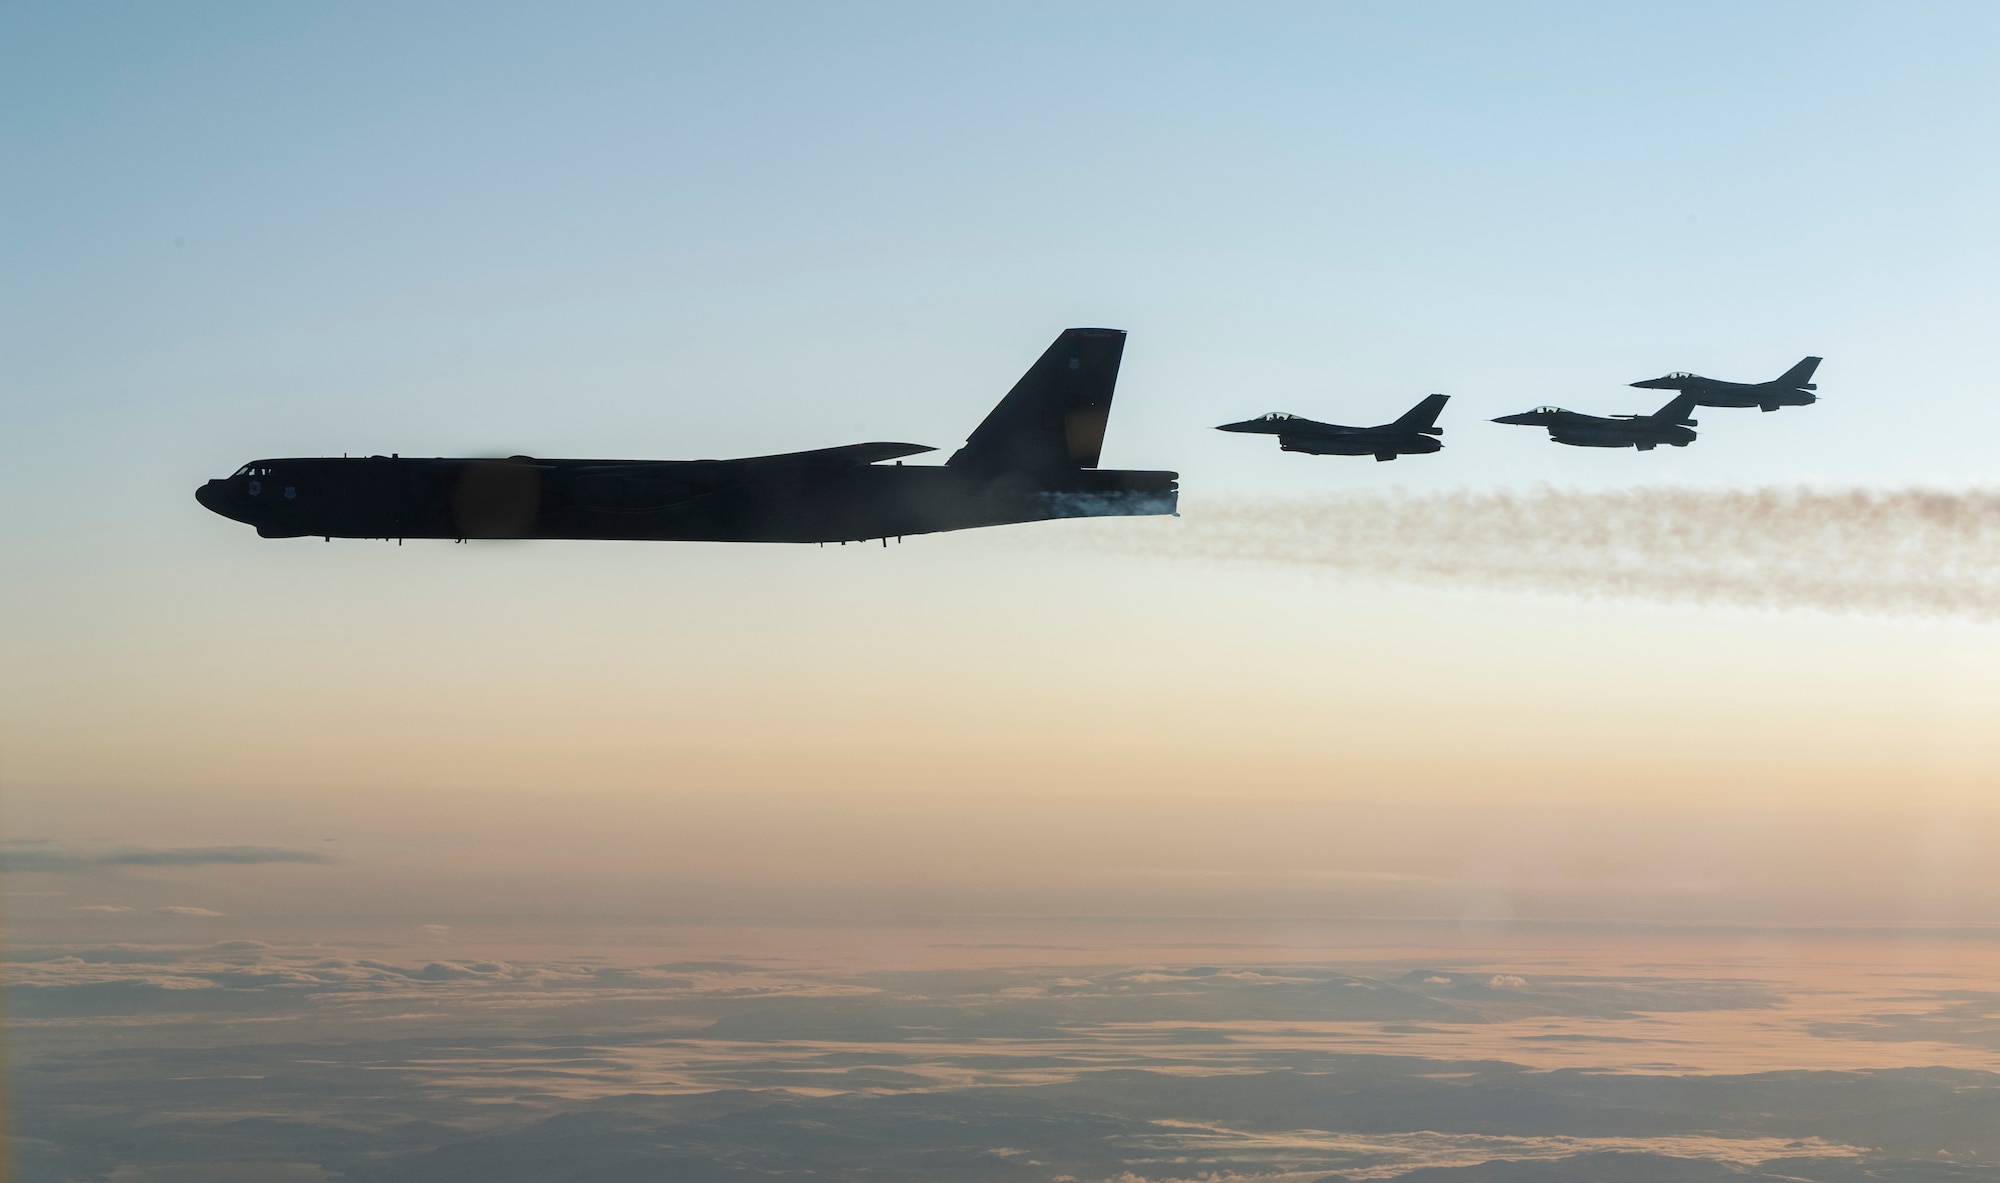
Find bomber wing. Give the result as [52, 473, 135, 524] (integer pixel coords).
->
[727, 442, 938, 469]
[570, 443, 937, 511]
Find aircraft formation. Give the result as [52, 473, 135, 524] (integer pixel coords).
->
[195, 331, 1820, 545]
[1224, 355, 1819, 458]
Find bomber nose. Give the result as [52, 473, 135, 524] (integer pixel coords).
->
[195, 479, 226, 513]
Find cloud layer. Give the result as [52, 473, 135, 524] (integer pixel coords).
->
[1108, 488, 2000, 618]
[1, 842, 332, 872]
[10, 925, 2000, 1181]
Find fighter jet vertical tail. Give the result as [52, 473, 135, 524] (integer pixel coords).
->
[947, 328, 1125, 472]
[1776, 356, 1822, 389]
[1652, 392, 1701, 426]
[1392, 393, 1450, 434]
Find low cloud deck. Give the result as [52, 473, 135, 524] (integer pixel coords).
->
[10, 918, 2000, 1182]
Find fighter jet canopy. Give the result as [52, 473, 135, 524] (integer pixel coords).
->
[1215, 411, 1312, 433]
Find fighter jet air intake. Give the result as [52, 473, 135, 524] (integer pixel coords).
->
[196, 329, 1178, 543]
[1215, 393, 1448, 461]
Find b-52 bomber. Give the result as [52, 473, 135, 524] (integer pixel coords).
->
[1629, 356, 1821, 412]
[195, 329, 1178, 544]
[1215, 394, 1448, 461]
[1492, 392, 1701, 451]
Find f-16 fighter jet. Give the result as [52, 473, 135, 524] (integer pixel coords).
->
[1215, 394, 1448, 461]
[1630, 357, 1820, 412]
[1492, 393, 1701, 451]
[195, 328, 1178, 544]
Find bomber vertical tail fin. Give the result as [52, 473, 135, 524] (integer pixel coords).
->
[1392, 393, 1450, 433]
[948, 328, 1125, 472]
[1776, 356, 1821, 389]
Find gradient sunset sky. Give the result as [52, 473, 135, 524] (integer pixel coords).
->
[6, 1, 2000, 930]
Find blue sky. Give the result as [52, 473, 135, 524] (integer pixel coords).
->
[6, 2, 1998, 506]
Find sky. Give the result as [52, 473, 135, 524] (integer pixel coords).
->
[5, 0, 2000, 920]
[5, 4, 2000, 1179]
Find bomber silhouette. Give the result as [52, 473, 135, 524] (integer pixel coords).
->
[1629, 356, 1820, 412]
[1492, 393, 1701, 451]
[196, 329, 1178, 544]
[1215, 394, 1448, 461]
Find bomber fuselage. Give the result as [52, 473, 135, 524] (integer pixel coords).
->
[195, 454, 1178, 543]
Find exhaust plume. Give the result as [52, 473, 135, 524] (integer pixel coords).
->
[1096, 487, 2000, 619]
